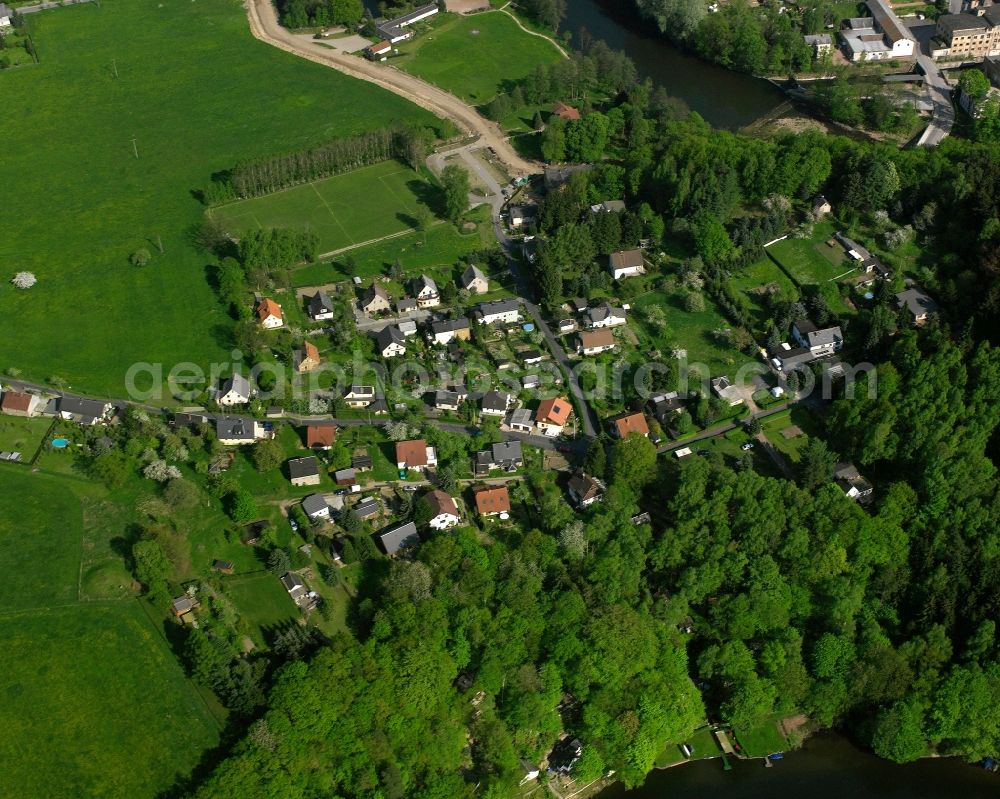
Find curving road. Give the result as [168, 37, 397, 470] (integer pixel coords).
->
[244, 0, 541, 177]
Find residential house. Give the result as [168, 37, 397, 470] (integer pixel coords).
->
[770, 343, 817, 372]
[435, 390, 462, 411]
[354, 496, 381, 520]
[1, 391, 41, 417]
[896, 287, 939, 324]
[933, 11, 1000, 59]
[58, 396, 112, 425]
[835, 463, 874, 500]
[590, 200, 626, 214]
[585, 304, 627, 329]
[475, 299, 521, 325]
[171, 594, 199, 617]
[410, 274, 440, 308]
[508, 407, 535, 433]
[475, 440, 524, 475]
[567, 472, 605, 508]
[397, 297, 419, 314]
[343, 385, 376, 407]
[212, 560, 235, 574]
[0, 4, 13, 27]
[171, 411, 209, 429]
[334, 468, 356, 486]
[280, 572, 308, 605]
[306, 424, 336, 450]
[481, 390, 513, 416]
[474, 485, 511, 517]
[461, 264, 489, 294]
[424, 489, 460, 529]
[307, 290, 334, 321]
[578, 328, 616, 356]
[833, 232, 890, 280]
[552, 101, 581, 121]
[535, 396, 572, 436]
[710, 376, 744, 406]
[804, 33, 833, 57]
[548, 738, 584, 774]
[508, 205, 536, 228]
[521, 374, 540, 389]
[366, 40, 392, 60]
[256, 298, 283, 329]
[288, 456, 321, 487]
[519, 349, 544, 365]
[430, 317, 471, 345]
[609, 249, 645, 280]
[812, 195, 832, 218]
[302, 493, 331, 521]
[375, 325, 407, 358]
[217, 373, 252, 406]
[297, 341, 322, 373]
[792, 319, 844, 356]
[611, 411, 649, 439]
[648, 392, 684, 427]
[398, 320, 418, 337]
[375, 520, 420, 555]
[360, 284, 392, 315]
[569, 297, 589, 313]
[544, 164, 592, 190]
[216, 416, 264, 445]
[557, 319, 576, 334]
[396, 439, 437, 471]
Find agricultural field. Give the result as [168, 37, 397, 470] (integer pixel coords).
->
[395, 11, 563, 104]
[0, 0, 435, 396]
[209, 161, 434, 256]
[0, 467, 220, 799]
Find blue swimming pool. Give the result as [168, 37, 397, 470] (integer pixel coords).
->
[51, 438, 70, 448]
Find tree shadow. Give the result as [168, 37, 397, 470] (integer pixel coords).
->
[407, 178, 445, 217]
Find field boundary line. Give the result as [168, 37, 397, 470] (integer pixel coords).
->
[314, 222, 443, 260]
[310, 183, 355, 246]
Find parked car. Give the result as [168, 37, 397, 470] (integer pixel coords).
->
[741, 442, 755, 451]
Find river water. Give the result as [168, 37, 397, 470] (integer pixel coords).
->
[561, 0, 785, 128]
[596, 732, 999, 798]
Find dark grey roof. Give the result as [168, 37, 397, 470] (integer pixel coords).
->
[302, 494, 329, 516]
[435, 390, 462, 406]
[397, 298, 418, 312]
[896, 287, 939, 317]
[288, 456, 320, 479]
[984, 4, 1000, 24]
[215, 416, 255, 440]
[462, 264, 487, 287]
[375, 325, 406, 351]
[938, 13, 988, 35]
[520, 349, 543, 361]
[308, 291, 333, 316]
[431, 317, 470, 334]
[492, 440, 523, 464]
[353, 450, 373, 469]
[570, 297, 588, 312]
[477, 299, 520, 316]
[375, 521, 420, 555]
[586, 304, 625, 324]
[568, 471, 604, 503]
[281, 572, 305, 591]
[481, 390, 511, 412]
[173, 412, 208, 428]
[345, 384, 376, 399]
[409, 274, 438, 296]
[362, 284, 390, 305]
[544, 164, 592, 189]
[59, 396, 109, 418]
[354, 497, 381, 518]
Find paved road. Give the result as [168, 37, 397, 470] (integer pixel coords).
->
[16, 0, 92, 14]
[245, 0, 540, 177]
[916, 54, 954, 147]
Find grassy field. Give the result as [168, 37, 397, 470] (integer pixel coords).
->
[0, 415, 51, 457]
[767, 225, 855, 316]
[0, 467, 220, 799]
[224, 572, 299, 645]
[734, 715, 790, 757]
[729, 257, 799, 331]
[395, 11, 563, 103]
[0, 0, 435, 396]
[759, 407, 820, 463]
[209, 160, 432, 255]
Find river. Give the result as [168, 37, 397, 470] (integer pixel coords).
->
[562, 0, 785, 129]
[596, 732, 999, 798]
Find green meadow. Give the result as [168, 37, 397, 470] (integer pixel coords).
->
[396, 11, 563, 103]
[0, 0, 435, 396]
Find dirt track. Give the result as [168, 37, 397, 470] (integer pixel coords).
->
[244, 0, 542, 177]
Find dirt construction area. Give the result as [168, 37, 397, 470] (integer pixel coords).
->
[445, 0, 491, 12]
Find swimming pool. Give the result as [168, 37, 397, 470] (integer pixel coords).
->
[51, 438, 70, 448]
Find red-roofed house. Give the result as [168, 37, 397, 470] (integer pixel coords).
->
[552, 101, 581, 121]
[297, 341, 321, 373]
[474, 485, 510, 517]
[536, 397, 572, 436]
[611, 412, 649, 439]
[396, 439, 437, 471]
[256, 298, 284, 329]
[306, 424, 336, 450]
[1, 391, 41, 417]
[425, 489, 460, 529]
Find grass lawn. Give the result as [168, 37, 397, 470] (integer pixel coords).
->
[0, 467, 220, 799]
[729, 257, 798, 331]
[655, 725, 720, 767]
[759, 407, 820, 464]
[291, 205, 494, 285]
[224, 572, 299, 646]
[0, 0, 435, 396]
[394, 11, 563, 104]
[734, 715, 790, 757]
[209, 160, 434, 255]
[767, 225, 855, 316]
[0, 415, 52, 457]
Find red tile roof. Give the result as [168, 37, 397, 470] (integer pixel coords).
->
[1, 391, 34, 414]
[306, 425, 336, 447]
[553, 101, 581, 121]
[580, 329, 616, 350]
[614, 412, 649, 439]
[256, 298, 282, 322]
[474, 485, 510, 515]
[536, 397, 572, 426]
[426, 489, 458, 518]
[396, 439, 429, 467]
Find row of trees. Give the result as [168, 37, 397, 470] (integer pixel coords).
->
[277, 0, 363, 30]
[203, 126, 433, 204]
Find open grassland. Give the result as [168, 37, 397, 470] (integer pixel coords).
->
[0, 0, 434, 396]
[730, 257, 798, 330]
[0, 467, 220, 799]
[209, 160, 432, 255]
[0, 415, 51, 456]
[395, 11, 563, 103]
[767, 224, 855, 316]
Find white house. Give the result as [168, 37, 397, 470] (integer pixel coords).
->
[307, 291, 335, 321]
[216, 416, 266, 445]
[461, 264, 489, 294]
[424, 489, 460, 530]
[609, 249, 645, 280]
[302, 494, 331, 521]
[430, 317, 471, 345]
[256, 298, 283, 329]
[361, 284, 392, 315]
[585, 305, 627, 329]
[578, 329, 616, 356]
[0, 4, 13, 28]
[375, 326, 406, 358]
[410, 274, 440, 309]
[475, 299, 520, 325]
[343, 385, 376, 408]
[288, 456, 321, 487]
[791, 319, 843, 357]
[481, 390, 512, 417]
[217, 373, 252, 406]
